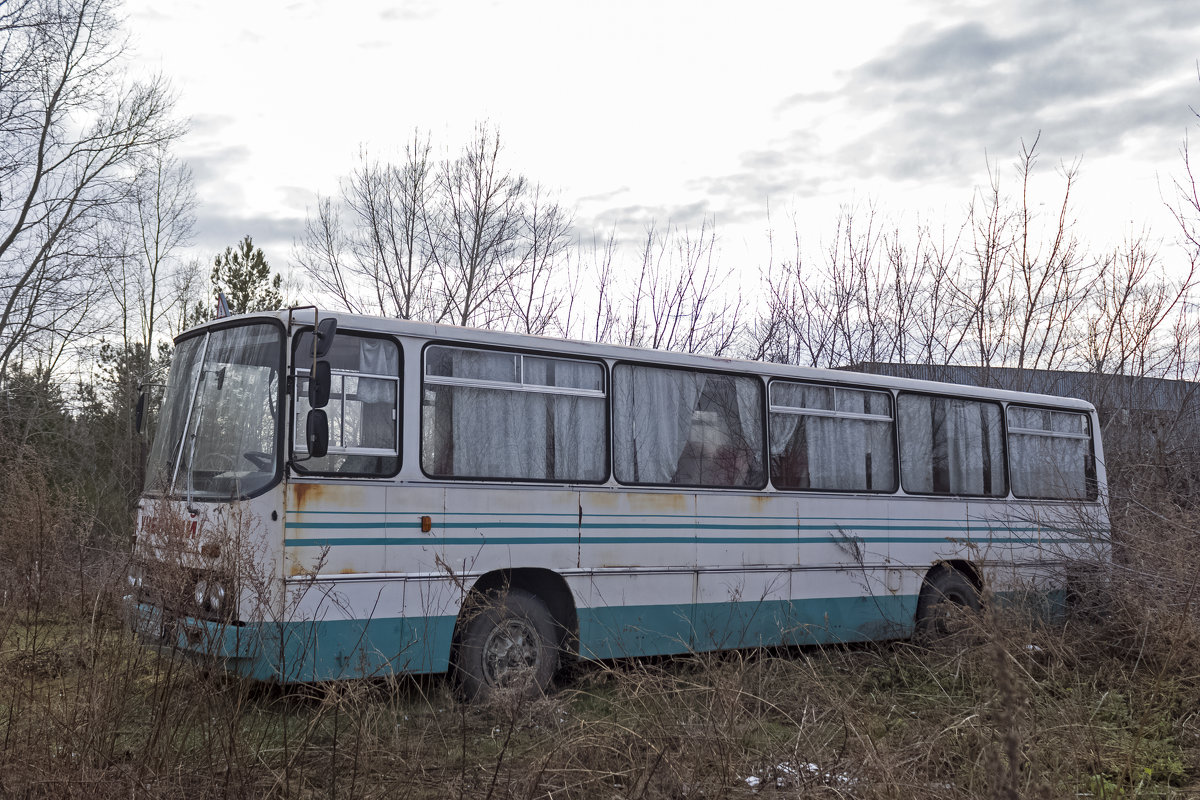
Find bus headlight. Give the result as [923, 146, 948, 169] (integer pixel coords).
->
[194, 578, 228, 616]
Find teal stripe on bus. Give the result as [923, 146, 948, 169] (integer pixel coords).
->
[287, 508, 1090, 525]
[283, 516, 1085, 530]
[281, 524, 1084, 534]
[283, 521, 1084, 536]
[282, 535, 1084, 548]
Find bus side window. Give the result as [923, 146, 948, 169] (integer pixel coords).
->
[294, 334, 401, 476]
[768, 382, 894, 492]
[421, 346, 607, 482]
[1008, 406, 1094, 500]
[897, 393, 1005, 496]
[613, 365, 764, 489]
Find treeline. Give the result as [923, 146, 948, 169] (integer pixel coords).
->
[297, 129, 1200, 384]
[0, 0, 290, 557]
[5, 0, 1200, 556]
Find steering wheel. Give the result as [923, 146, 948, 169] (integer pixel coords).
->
[243, 451, 274, 470]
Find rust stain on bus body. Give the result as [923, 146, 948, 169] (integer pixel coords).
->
[748, 494, 773, 513]
[288, 481, 329, 510]
[625, 492, 691, 514]
[287, 482, 380, 577]
[288, 481, 368, 513]
[582, 491, 693, 515]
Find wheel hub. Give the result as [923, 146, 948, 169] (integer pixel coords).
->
[482, 619, 539, 685]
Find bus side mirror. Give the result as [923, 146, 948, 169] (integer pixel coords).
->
[134, 389, 147, 434]
[312, 317, 337, 358]
[309, 360, 331, 408]
[306, 409, 329, 458]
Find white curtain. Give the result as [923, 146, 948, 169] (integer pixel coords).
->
[813, 417, 864, 489]
[733, 378, 764, 476]
[451, 349, 545, 477]
[774, 416, 893, 491]
[899, 396, 935, 493]
[771, 385, 893, 491]
[947, 400, 984, 494]
[614, 366, 767, 486]
[1009, 408, 1088, 499]
[769, 413, 802, 458]
[548, 360, 607, 480]
[613, 366, 705, 484]
[357, 339, 398, 402]
[441, 350, 605, 480]
[899, 395, 1003, 495]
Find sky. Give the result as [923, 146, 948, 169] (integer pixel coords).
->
[123, 0, 1200, 280]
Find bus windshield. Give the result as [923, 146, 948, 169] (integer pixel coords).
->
[144, 322, 284, 500]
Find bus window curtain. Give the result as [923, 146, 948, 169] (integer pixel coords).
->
[614, 366, 705, 484]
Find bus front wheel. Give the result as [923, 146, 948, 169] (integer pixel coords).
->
[915, 567, 982, 640]
[456, 588, 558, 701]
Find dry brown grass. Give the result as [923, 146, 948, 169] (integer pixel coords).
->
[2, 465, 1200, 798]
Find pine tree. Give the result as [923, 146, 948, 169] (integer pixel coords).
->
[192, 235, 284, 322]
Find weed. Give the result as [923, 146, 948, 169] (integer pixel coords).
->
[4, 455, 1200, 797]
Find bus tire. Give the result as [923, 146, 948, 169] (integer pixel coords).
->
[915, 567, 982, 641]
[456, 587, 558, 702]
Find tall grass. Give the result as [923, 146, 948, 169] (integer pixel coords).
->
[1, 462, 1199, 797]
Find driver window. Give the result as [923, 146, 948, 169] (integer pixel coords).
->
[294, 333, 401, 476]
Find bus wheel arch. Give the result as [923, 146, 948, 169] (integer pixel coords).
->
[915, 561, 983, 640]
[451, 568, 577, 700]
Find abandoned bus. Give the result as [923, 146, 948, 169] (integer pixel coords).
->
[128, 308, 1108, 697]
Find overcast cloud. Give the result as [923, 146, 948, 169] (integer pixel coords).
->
[127, 0, 1200, 273]
[687, 0, 1200, 249]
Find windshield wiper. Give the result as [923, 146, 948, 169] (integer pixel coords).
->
[185, 429, 199, 515]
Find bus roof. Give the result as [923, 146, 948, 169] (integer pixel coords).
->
[186, 308, 1099, 413]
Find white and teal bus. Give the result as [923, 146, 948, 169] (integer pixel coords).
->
[129, 308, 1108, 697]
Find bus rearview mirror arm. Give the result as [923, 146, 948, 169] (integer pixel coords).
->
[285, 309, 337, 466]
[307, 315, 335, 409]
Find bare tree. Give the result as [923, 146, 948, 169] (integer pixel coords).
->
[295, 195, 362, 312]
[1074, 135, 1200, 386]
[754, 138, 1135, 383]
[298, 125, 573, 332]
[558, 229, 620, 344]
[756, 203, 916, 369]
[500, 183, 572, 335]
[908, 221, 968, 367]
[103, 145, 195, 363]
[956, 157, 1017, 374]
[574, 218, 743, 356]
[0, 0, 183, 381]
[346, 134, 437, 319]
[754, 205, 836, 367]
[428, 124, 530, 327]
[295, 135, 438, 320]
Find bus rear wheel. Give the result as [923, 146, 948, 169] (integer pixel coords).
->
[915, 567, 982, 641]
[456, 588, 558, 702]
